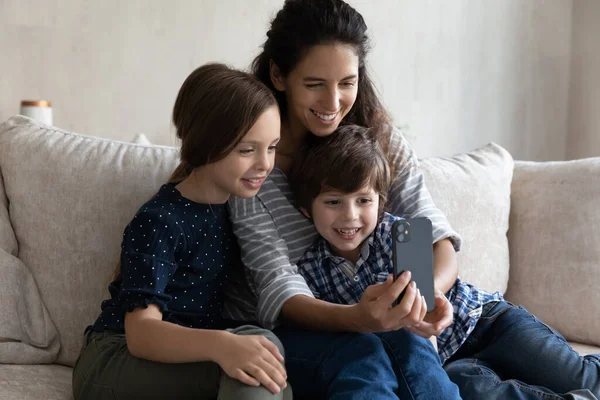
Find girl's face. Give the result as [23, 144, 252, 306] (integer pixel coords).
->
[206, 105, 280, 200]
[272, 43, 359, 137]
[304, 185, 379, 264]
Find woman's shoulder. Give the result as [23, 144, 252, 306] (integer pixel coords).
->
[384, 125, 419, 170]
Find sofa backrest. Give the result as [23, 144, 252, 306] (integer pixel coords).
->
[0, 116, 179, 366]
[0, 116, 518, 366]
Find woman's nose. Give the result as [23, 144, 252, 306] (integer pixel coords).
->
[322, 88, 340, 111]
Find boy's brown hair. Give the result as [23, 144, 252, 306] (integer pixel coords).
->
[290, 124, 392, 214]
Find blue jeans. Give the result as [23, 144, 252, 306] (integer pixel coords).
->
[274, 326, 461, 400]
[376, 329, 462, 400]
[444, 301, 600, 400]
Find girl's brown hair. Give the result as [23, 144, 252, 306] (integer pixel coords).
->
[112, 63, 277, 280]
[169, 63, 277, 182]
[290, 124, 391, 214]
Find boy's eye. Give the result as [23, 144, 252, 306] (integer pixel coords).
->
[324, 200, 340, 205]
[358, 198, 372, 204]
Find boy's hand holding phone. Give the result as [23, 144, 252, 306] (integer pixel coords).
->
[354, 272, 427, 332]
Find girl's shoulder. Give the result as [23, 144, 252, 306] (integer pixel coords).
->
[228, 169, 294, 219]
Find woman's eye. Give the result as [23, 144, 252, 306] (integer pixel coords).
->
[305, 83, 323, 88]
[268, 145, 278, 151]
[341, 81, 356, 87]
[239, 149, 253, 155]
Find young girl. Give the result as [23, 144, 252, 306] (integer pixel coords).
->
[72, 63, 290, 400]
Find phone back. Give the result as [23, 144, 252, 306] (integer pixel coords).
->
[392, 217, 435, 312]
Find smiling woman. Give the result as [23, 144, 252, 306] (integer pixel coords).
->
[223, 1, 463, 399]
[270, 44, 359, 138]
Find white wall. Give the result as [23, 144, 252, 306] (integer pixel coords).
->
[0, 0, 574, 160]
[567, 0, 600, 160]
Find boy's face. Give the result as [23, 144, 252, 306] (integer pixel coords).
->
[305, 185, 380, 263]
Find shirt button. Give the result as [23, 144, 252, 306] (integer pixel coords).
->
[353, 275, 359, 282]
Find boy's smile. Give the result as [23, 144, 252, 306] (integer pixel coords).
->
[304, 186, 379, 264]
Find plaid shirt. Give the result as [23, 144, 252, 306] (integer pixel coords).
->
[297, 212, 504, 364]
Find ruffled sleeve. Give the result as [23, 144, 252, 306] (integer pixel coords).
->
[118, 209, 184, 313]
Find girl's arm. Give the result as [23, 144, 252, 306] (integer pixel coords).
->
[125, 304, 287, 395]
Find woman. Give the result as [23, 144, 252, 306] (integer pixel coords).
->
[228, 0, 600, 399]
[223, 1, 460, 399]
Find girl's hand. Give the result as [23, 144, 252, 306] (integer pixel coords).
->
[406, 288, 454, 338]
[354, 272, 427, 332]
[214, 333, 287, 395]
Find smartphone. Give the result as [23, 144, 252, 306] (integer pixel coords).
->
[392, 217, 435, 312]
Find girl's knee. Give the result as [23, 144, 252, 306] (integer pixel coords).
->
[231, 324, 285, 355]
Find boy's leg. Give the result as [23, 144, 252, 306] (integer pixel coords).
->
[218, 325, 292, 400]
[444, 358, 597, 400]
[444, 301, 600, 399]
[375, 329, 462, 400]
[273, 326, 399, 400]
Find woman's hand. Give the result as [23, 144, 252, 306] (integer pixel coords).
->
[352, 271, 428, 332]
[406, 288, 454, 338]
[213, 332, 288, 395]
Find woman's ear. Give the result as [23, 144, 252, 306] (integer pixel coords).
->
[270, 60, 286, 92]
[300, 207, 311, 219]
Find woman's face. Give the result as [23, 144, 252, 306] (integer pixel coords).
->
[273, 43, 359, 137]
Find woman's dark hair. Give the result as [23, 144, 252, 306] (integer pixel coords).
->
[290, 124, 391, 214]
[169, 63, 277, 182]
[251, 0, 391, 145]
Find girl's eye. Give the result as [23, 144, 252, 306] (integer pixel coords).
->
[239, 149, 253, 155]
[268, 145, 278, 151]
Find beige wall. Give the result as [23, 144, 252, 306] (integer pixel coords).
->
[567, 0, 600, 160]
[1, 0, 575, 160]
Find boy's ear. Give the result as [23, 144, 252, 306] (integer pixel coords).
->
[300, 207, 311, 219]
[270, 60, 286, 92]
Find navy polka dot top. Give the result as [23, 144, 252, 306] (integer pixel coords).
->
[89, 183, 240, 333]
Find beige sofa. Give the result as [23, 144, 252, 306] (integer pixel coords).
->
[0, 115, 599, 399]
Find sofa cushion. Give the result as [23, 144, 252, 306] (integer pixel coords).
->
[506, 158, 600, 347]
[0, 116, 180, 366]
[419, 143, 514, 293]
[0, 364, 72, 400]
[0, 133, 60, 364]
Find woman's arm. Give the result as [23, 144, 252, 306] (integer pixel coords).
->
[433, 238, 459, 294]
[385, 128, 461, 292]
[228, 193, 423, 332]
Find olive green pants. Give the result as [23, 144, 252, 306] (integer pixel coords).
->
[72, 325, 292, 400]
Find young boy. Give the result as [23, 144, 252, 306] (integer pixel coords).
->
[291, 125, 599, 400]
[289, 124, 502, 360]
[290, 125, 446, 345]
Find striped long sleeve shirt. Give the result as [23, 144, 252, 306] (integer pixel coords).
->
[224, 127, 462, 329]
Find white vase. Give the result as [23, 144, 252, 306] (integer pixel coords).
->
[20, 100, 53, 125]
